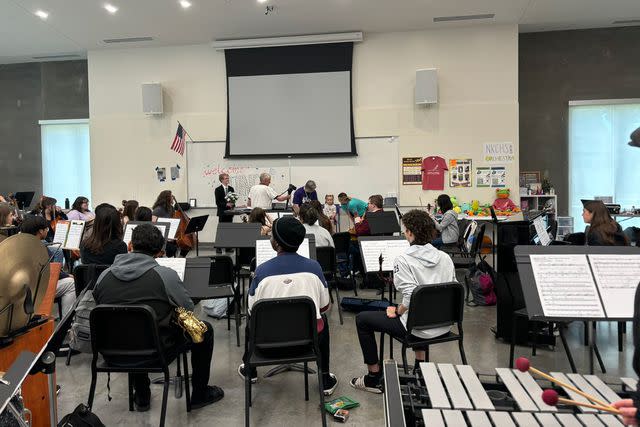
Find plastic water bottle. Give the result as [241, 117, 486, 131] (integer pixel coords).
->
[64, 198, 70, 209]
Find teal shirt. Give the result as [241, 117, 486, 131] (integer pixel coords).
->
[346, 198, 368, 217]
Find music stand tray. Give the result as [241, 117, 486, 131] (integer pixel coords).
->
[214, 223, 262, 249]
[367, 211, 401, 236]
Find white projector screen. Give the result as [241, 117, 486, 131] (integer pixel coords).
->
[228, 71, 352, 156]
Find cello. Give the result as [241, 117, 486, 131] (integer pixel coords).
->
[173, 196, 195, 254]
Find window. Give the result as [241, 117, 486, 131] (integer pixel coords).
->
[40, 119, 91, 207]
[569, 101, 640, 231]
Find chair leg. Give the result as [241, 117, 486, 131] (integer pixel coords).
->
[531, 322, 539, 356]
[128, 373, 134, 411]
[379, 333, 385, 369]
[304, 362, 309, 401]
[458, 339, 468, 365]
[175, 356, 183, 399]
[618, 321, 624, 352]
[245, 372, 251, 427]
[183, 352, 192, 412]
[316, 360, 327, 427]
[352, 275, 358, 296]
[227, 297, 231, 331]
[235, 300, 241, 348]
[88, 369, 97, 409]
[65, 348, 72, 366]
[159, 372, 170, 427]
[401, 344, 408, 375]
[334, 285, 343, 325]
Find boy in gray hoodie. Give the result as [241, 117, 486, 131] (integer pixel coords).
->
[350, 210, 457, 393]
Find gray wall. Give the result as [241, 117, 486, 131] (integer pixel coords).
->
[519, 26, 640, 215]
[0, 60, 88, 206]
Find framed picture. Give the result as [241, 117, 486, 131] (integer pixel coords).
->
[519, 171, 540, 188]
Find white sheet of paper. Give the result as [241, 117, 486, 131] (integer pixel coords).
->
[123, 223, 138, 245]
[155, 224, 167, 239]
[533, 216, 551, 246]
[255, 238, 310, 267]
[164, 218, 182, 240]
[63, 220, 85, 250]
[266, 212, 278, 224]
[156, 258, 186, 281]
[52, 220, 70, 245]
[279, 212, 294, 218]
[588, 255, 640, 318]
[360, 239, 410, 273]
[529, 254, 605, 318]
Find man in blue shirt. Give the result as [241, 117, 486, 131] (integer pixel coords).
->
[292, 180, 318, 215]
[238, 216, 338, 395]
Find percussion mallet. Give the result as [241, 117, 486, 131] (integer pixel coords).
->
[542, 389, 621, 415]
[515, 357, 614, 409]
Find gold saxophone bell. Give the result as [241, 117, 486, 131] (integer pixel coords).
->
[175, 307, 207, 343]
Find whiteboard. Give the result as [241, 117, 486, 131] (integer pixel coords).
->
[186, 138, 399, 208]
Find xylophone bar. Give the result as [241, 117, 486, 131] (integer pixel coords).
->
[420, 409, 624, 427]
[419, 362, 495, 411]
[621, 377, 637, 391]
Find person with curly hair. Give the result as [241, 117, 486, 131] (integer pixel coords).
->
[349, 209, 456, 394]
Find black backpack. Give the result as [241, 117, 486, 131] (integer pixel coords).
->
[58, 404, 105, 427]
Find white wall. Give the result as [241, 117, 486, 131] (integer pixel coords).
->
[88, 24, 518, 241]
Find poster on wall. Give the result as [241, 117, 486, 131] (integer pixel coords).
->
[491, 166, 506, 187]
[476, 167, 491, 187]
[402, 157, 423, 185]
[449, 159, 472, 188]
[483, 142, 515, 163]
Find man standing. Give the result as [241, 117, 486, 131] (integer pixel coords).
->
[215, 173, 235, 223]
[93, 224, 224, 411]
[247, 172, 290, 210]
[237, 216, 338, 395]
[292, 180, 318, 215]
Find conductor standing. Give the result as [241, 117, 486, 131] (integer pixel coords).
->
[215, 173, 235, 223]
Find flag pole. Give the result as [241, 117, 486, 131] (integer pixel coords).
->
[177, 120, 196, 143]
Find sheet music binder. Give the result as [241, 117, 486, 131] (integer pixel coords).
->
[514, 245, 640, 321]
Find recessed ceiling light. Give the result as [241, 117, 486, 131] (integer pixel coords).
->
[104, 3, 118, 14]
[34, 10, 49, 19]
[257, 0, 268, 3]
[179, 0, 192, 8]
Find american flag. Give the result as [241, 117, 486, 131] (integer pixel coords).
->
[170, 124, 186, 156]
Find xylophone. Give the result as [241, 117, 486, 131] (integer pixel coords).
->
[383, 360, 638, 427]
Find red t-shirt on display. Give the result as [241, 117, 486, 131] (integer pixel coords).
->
[421, 156, 448, 190]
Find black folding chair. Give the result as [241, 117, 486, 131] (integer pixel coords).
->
[244, 297, 326, 427]
[206, 256, 241, 347]
[331, 232, 357, 296]
[380, 282, 467, 374]
[316, 246, 343, 325]
[87, 304, 191, 427]
[449, 224, 486, 271]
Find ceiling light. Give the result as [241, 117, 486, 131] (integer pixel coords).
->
[179, 0, 192, 8]
[104, 3, 118, 14]
[34, 10, 49, 19]
[257, 0, 268, 3]
[433, 13, 495, 23]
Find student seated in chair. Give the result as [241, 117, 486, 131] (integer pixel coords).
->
[237, 216, 338, 396]
[350, 209, 457, 394]
[93, 223, 224, 411]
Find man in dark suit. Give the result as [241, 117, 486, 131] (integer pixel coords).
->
[215, 173, 234, 223]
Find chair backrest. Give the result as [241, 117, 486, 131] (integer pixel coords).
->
[249, 297, 318, 351]
[457, 219, 470, 246]
[209, 255, 234, 285]
[90, 304, 166, 366]
[470, 224, 486, 257]
[405, 282, 465, 332]
[73, 264, 110, 295]
[238, 247, 256, 267]
[332, 232, 351, 254]
[315, 246, 336, 275]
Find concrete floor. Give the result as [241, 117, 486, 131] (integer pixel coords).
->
[55, 269, 637, 426]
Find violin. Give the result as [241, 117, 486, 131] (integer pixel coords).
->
[173, 196, 195, 252]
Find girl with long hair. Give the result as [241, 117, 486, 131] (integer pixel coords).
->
[583, 201, 628, 246]
[80, 203, 127, 265]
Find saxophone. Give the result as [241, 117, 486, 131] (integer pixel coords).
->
[175, 307, 207, 343]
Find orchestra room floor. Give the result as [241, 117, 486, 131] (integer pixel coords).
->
[55, 273, 636, 426]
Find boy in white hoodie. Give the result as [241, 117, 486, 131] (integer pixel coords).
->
[350, 209, 457, 393]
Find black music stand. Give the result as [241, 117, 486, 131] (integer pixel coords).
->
[14, 192, 35, 210]
[368, 211, 401, 236]
[214, 223, 262, 249]
[184, 214, 209, 256]
[358, 236, 409, 301]
[514, 245, 640, 374]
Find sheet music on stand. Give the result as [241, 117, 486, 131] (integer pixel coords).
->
[52, 220, 85, 250]
[156, 258, 187, 281]
[123, 221, 171, 245]
[532, 216, 551, 246]
[358, 236, 410, 273]
[515, 246, 640, 320]
[163, 218, 182, 240]
[255, 236, 314, 267]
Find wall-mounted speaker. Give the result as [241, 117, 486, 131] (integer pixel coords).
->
[142, 82, 163, 115]
[415, 69, 438, 105]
